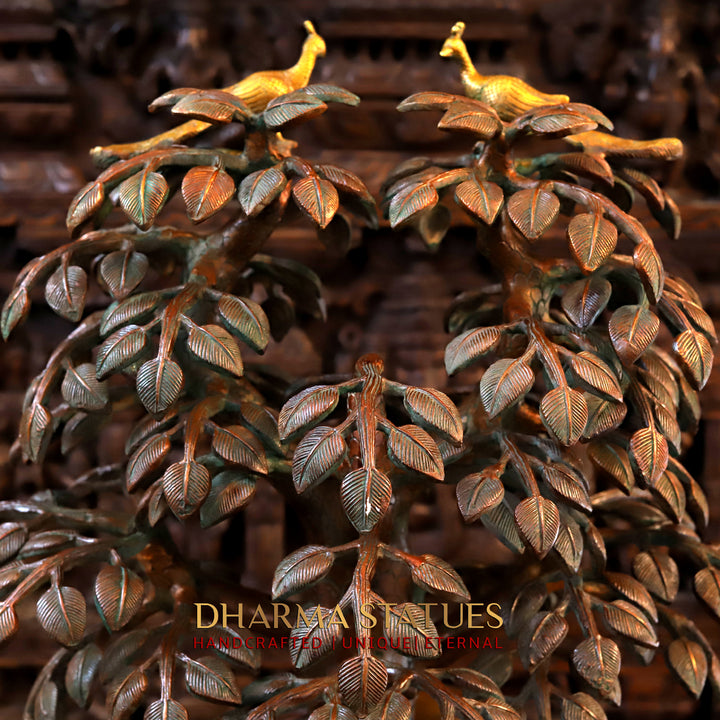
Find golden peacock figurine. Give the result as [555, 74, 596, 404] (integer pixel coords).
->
[440, 21, 569, 120]
[91, 20, 326, 165]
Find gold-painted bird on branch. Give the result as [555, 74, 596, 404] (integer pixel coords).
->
[92, 20, 326, 165]
[440, 21, 569, 121]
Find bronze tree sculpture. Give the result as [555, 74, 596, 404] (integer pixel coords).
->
[0, 18, 719, 720]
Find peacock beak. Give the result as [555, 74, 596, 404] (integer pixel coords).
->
[439, 47, 452, 57]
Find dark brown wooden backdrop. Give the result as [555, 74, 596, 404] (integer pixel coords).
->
[1, 0, 720, 717]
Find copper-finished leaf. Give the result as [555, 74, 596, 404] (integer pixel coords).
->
[388, 182, 438, 228]
[562, 276, 612, 330]
[182, 165, 235, 222]
[238, 166, 287, 217]
[37, 585, 86, 646]
[162, 460, 211, 519]
[507, 186, 560, 240]
[515, 496, 560, 558]
[0, 606, 17, 643]
[483, 499, 525, 554]
[117, 168, 169, 230]
[20, 530, 77, 559]
[651, 469, 685, 522]
[572, 635, 621, 703]
[540, 386, 588, 446]
[340, 467, 392, 533]
[568, 213, 617, 272]
[1, 285, 30, 340]
[410, 555, 470, 602]
[0, 523, 27, 563]
[108, 668, 148, 720]
[99, 629, 149, 684]
[633, 550, 678, 603]
[145, 699, 188, 720]
[445, 326, 502, 374]
[605, 572, 658, 622]
[45, 265, 87, 322]
[529, 109, 596, 135]
[165, 89, 251, 122]
[65, 643, 102, 709]
[437, 101, 502, 138]
[677, 298, 717, 344]
[629, 427, 668, 486]
[561, 692, 607, 720]
[674, 329, 712, 390]
[403, 387, 462, 444]
[694, 567, 720, 620]
[316, 163, 373, 203]
[240, 402, 281, 453]
[272, 545, 334, 600]
[457, 471, 505, 522]
[417, 202, 450, 247]
[290, 606, 343, 669]
[519, 611, 568, 668]
[184, 655, 241, 703]
[218, 295, 270, 352]
[100, 292, 161, 336]
[555, 152, 614, 184]
[396, 91, 462, 112]
[480, 358, 534, 418]
[569, 351, 623, 402]
[555, 519, 584, 572]
[137, 357, 184, 414]
[387, 424, 443, 480]
[279, 385, 340, 440]
[94, 564, 143, 632]
[292, 425, 346, 493]
[126, 434, 171, 491]
[455, 179, 504, 224]
[582, 396, 627, 439]
[619, 168, 664, 209]
[385, 602, 440, 658]
[338, 655, 388, 714]
[212, 626, 260, 671]
[67, 180, 104, 232]
[437, 668, 505, 701]
[61, 363, 108, 411]
[602, 599, 658, 648]
[609, 305, 660, 364]
[588, 442, 634, 493]
[99, 251, 148, 301]
[263, 93, 326, 128]
[186, 323, 243, 376]
[651, 190, 681, 239]
[633, 241, 664, 304]
[212, 424, 267, 474]
[543, 464, 591, 512]
[667, 638, 708, 698]
[96, 325, 147, 380]
[292, 176, 339, 229]
[366, 692, 411, 720]
[200, 471, 256, 528]
[310, 704, 357, 720]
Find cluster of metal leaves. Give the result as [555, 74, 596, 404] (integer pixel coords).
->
[1, 80, 380, 529]
[0, 79, 391, 720]
[278, 354, 461, 532]
[236, 354, 522, 719]
[0, 491, 265, 720]
[383, 88, 720, 712]
[60, 84, 373, 237]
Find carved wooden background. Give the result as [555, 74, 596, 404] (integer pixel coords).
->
[1, 0, 719, 717]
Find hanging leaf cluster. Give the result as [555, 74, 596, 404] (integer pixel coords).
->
[381, 73, 720, 714]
